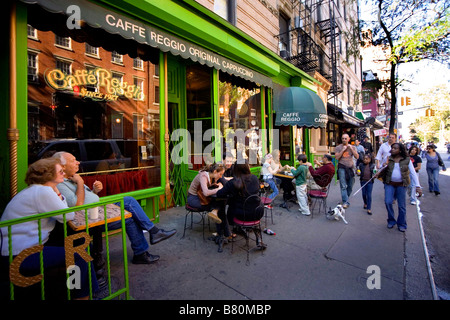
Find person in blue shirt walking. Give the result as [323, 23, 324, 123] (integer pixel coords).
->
[424, 144, 446, 196]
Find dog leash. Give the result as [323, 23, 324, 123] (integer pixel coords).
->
[350, 165, 387, 198]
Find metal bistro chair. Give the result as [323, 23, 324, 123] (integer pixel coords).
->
[231, 194, 266, 265]
[182, 204, 211, 241]
[259, 177, 274, 227]
[307, 173, 332, 218]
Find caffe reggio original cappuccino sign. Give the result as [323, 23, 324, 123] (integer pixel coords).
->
[24, 0, 272, 88]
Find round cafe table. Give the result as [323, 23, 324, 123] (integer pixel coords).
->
[274, 172, 297, 210]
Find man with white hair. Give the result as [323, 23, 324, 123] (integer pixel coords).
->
[375, 133, 397, 169]
[53, 151, 176, 265]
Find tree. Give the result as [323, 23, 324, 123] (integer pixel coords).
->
[360, 0, 450, 134]
[408, 84, 450, 143]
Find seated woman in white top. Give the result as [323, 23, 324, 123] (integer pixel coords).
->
[0, 158, 98, 300]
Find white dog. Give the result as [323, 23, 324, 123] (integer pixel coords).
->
[326, 204, 348, 224]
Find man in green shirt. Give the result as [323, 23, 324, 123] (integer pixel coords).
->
[291, 154, 310, 216]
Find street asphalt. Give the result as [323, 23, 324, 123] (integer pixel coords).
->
[107, 166, 436, 302]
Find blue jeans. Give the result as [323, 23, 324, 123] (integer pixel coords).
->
[361, 180, 373, 210]
[338, 168, 355, 205]
[264, 177, 279, 200]
[408, 172, 417, 203]
[102, 196, 155, 256]
[21, 246, 99, 299]
[426, 167, 440, 193]
[384, 184, 407, 229]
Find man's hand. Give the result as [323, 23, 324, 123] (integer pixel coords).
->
[69, 173, 84, 185]
[416, 186, 423, 197]
[93, 180, 103, 194]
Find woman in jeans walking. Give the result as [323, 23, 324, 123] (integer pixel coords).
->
[425, 144, 446, 196]
[379, 143, 422, 232]
[408, 145, 422, 204]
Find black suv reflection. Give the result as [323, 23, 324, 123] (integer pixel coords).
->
[31, 139, 133, 173]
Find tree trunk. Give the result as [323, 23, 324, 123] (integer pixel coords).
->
[389, 61, 397, 134]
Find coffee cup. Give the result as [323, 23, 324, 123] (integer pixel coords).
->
[88, 207, 99, 220]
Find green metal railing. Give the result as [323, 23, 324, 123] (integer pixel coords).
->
[0, 198, 130, 300]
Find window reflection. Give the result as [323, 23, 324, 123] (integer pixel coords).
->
[219, 75, 261, 166]
[186, 64, 212, 170]
[26, 15, 161, 196]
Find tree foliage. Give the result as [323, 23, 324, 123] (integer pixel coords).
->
[408, 84, 450, 143]
[360, 0, 450, 133]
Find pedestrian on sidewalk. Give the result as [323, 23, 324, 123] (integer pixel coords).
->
[424, 144, 446, 196]
[355, 139, 365, 167]
[291, 154, 310, 216]
[375, 133, 397, 169]
[408, 145, 422, 205]
[335, 133, 359, 209]
[357, 154, 375, 215]
[379, 143, 422, 232]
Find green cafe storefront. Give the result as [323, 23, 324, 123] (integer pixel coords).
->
[0, 0, 326, 216]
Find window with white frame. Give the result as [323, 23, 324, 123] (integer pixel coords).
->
[55, 35, 71, 49]
[85, 65, 99, 92]
[27, 25, 37, 39]
[55, 59, 71, 87]
[133, 77, 144, 100]
[111, 51, 123, 64]
[27, 51, 38, 83]
[56, 59, 71, 74]
[133, 57, 143, 70]
[85, 44, 99, 57]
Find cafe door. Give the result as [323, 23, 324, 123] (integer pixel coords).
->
[166, 56, 188, 207]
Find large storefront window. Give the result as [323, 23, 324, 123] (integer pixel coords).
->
[219, 73, 261, 166]
[186, 64, 212, 170]
[27, 6, 161, 196]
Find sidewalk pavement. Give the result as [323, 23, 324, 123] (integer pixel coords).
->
[108, 173, 435, 301]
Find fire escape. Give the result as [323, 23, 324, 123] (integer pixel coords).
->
[279, 0, 343, 108]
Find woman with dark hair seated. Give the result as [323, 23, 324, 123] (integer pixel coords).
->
[216, 161, 263, 224]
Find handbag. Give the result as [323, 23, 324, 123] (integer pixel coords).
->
[197, 188, 211, 206]
[437, 152, 445, 168]
[436, 152, 446, 171]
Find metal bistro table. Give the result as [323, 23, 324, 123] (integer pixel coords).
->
[274, 172, 297, 210]
[68, 204, 132, 278]
[209, 193, 230, 253]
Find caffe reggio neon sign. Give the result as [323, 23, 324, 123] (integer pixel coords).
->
[45, 67, 144, 101]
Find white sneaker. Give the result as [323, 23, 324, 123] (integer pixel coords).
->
[410, 201, 416, 205]
[299, 209, 311, 216]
